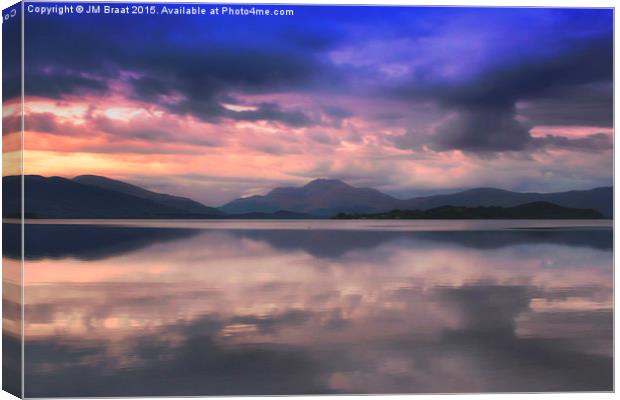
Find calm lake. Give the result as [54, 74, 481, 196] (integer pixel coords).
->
[8, 219, 614, 395]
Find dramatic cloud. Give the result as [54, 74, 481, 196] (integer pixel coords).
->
[15, 6, 613, 202]
[431, 107, 532, 152]
[533, 132, 613, 152]
[517, 83, 613, 128]
[23, 9, 342, 124]
[225, 102, 315, 127]
[391, 33, 612, 153]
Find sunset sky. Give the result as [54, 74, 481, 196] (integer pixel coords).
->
[4, 5, 613, 206]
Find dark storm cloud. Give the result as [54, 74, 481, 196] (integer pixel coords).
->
[432, 107, 532, 152]
[24, 68, 108, 98]
[125, 45, 322, 124]
[225, 102, 315, 127]
[533, 132, 613, 152]
[517, 83, 613, 128]
[22, 7, 613, 153]
[427, 36, 613, 109]
[392, 33, 613, 153]
[430, 109, 612, 154]
[23, 9, 344, 127]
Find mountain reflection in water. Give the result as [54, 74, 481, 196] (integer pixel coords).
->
[17, 221, 612, 396]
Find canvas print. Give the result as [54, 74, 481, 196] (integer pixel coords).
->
[2, 1, 614, 397]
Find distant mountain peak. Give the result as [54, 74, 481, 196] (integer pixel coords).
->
[220, 177, 397, 216]
[74, 174, 105, 179]
[303, 178, 350, 189]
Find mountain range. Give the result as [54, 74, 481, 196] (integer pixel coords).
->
[2, 175, 613, 219]
[220, 178, 613, 218]
[3, 175, 221, 219]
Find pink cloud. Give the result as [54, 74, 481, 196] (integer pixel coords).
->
[17, 80, 612, 206]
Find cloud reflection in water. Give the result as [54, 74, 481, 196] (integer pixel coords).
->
[21, 223, 612, 396]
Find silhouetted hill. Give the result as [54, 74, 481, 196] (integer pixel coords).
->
[220, 178, 397, 217]
[3, 175, 221, 219]
[73, 175, 222, 216]
[221, 179, 613, 218]
[403, 187, 613, 217]
[3, 175, 612, 220]
[333, 202, 604, 220]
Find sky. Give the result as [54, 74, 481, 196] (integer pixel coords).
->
[3, 4, 613, 206]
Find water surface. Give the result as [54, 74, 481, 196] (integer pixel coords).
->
[13, 220, 613, 396]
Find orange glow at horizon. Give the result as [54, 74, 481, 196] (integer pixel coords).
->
[8, 90, 612, 205]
